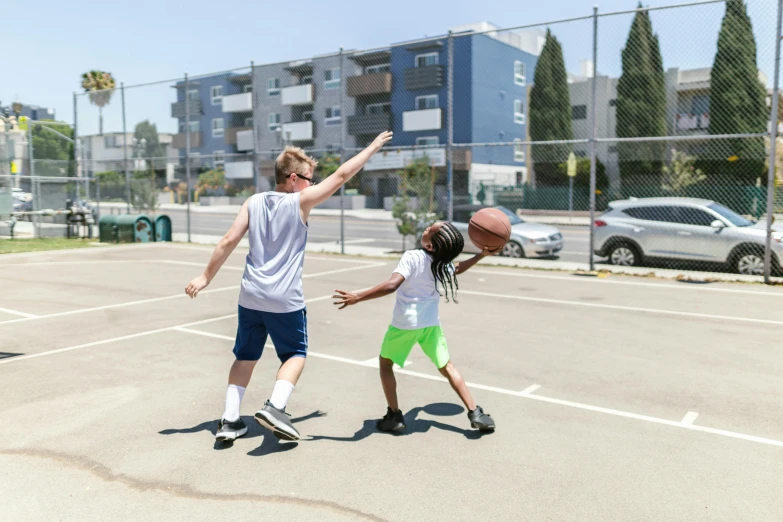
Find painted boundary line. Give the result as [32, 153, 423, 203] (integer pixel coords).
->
[172, 327, 783, 450]
[0, 307, 38, 318]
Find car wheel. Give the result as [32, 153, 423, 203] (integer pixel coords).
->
[501, 240, 525, 258]
[735, 250, 765, 275]
[608, 243, 641, 267]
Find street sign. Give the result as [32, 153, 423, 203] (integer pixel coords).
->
[567, 152, 577, 177]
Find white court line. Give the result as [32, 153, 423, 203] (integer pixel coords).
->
[361, 357, 411, 369]
[469, 269, 783, 298]
[0, 307, 38, 318]
[459, 289, 783, 327]
[681, 411, 699, 426]
[520, 384, 541, 395]
[303, 263, 386, 279]
[0, 242, 163, 260]
[171, 327, 783, 449]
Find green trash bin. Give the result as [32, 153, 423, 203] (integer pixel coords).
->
[154, 214, 172, 242]
[98, 215, 119, 243]
[116, 214, 154, 243]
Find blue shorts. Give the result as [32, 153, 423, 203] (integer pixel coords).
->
[233, 305, 308, 363]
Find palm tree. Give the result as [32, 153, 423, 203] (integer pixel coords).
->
[81, 71, 116, 135]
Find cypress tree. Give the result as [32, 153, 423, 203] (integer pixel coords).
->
[707, 0, 767, 185]
[529, 29, 572, 185]
[616, 4, 667, 185]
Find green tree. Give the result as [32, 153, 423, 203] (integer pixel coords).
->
[133, 120, 165, 169]
[616, 4, 667, 184]
[392, 158, 438, 251]
[81, 70, 116, 135]
[31, 122, 74, 177]
[706, 0, 767, 184]
[661, 149, 707, 196]
[130, 170, 160, 214]
[529, 29, 572, 182]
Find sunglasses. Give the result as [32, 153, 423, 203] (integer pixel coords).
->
[295, 173, 317, 185]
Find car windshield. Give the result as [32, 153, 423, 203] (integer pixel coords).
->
[494, 206, 523, 225]
[707, 203, 754, 227]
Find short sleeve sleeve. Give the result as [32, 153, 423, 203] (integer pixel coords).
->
[393, 251, 415, 279]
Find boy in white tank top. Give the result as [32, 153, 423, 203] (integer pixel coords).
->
[186, 131, 392, 442]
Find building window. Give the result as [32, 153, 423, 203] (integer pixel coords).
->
[268, 113, 281, 130]
[609, 98, 617, 107]
[267, 78, 280, 96]
[514, 99, 525, 124]
[325, 106, 341, 125]
[366, 102, 391, 114]
[211, 86, 223, 106]
[366, 63, 391, 74]
[415, 95, 439, 110]
[186, 121, 200, 133]
[325, 68, 341, 89]
[214, 150, 225, 167]
[244, 117, 254, 127]
[514, 139, 525, 162]
[187, 89, 199, 103]
[299, 75, 313, 85]
[415, 137, 439, 147]
[212, 118, 225, 138]
[415, 52, 438, 68]
[572, 105, 587, 120]
[243, 84, 253, 93]
[104, 135, 118, 148]
[514, 61, 526, 86]
[302, 110, 314, 122]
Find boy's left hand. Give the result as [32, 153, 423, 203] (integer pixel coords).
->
[332, 289, 358, 310]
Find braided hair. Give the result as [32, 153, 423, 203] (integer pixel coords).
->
[427, 222, 465, 303]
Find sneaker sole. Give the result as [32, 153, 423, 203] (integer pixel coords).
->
[215, 426, 248, 441]
[254, 411, 300, 441]
[470, 422, 495, 432]
[377, 423, 406, 433]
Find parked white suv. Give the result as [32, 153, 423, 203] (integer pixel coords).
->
[594, 197, 783, 275]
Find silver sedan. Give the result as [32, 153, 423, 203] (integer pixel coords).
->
[452, 206, 564, 258]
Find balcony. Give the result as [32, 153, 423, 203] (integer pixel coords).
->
[402, 108, 442, 132]
[222, 92, 252, 113]
[347, 72, 392, 97]
[236, 129, 254, 151]
[347, 113, 392, 136]
[225, 161, 254, 179]
[225, 126, 251, 145]
[281, 84, 314, 106]
[364, 147, 446, 172]
[404, 65, 444, 90]
[171, 132, 203, 149]
[171, 99, 203, 118]
[281, 121, 314, 142]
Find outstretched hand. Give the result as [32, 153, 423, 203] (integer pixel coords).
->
[370, 131, 393, 152]
[185, 274, 209, 298]
[332, 289, 359, 310]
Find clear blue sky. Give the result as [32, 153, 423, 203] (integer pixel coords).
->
[3, 0, 778, 136]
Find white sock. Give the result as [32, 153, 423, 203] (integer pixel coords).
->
[269, 380, 295, 410]
[222, 384, 246, 422]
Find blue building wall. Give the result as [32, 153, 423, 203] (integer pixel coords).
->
[470, 34, 537, 167]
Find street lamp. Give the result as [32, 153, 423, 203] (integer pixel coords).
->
[132, 137, 147, 171]
[11, 100, 22, 121]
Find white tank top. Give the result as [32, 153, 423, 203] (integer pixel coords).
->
[238, 191, 308, 313]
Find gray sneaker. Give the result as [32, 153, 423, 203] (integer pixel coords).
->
[254, 401, 301, 441]
[215, 418, 248, 442]
[468, 405, 496, 431]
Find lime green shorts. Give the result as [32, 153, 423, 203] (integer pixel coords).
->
[380, 326, 450, 369]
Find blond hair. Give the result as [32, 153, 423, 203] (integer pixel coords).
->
[274, 146, 318, 184]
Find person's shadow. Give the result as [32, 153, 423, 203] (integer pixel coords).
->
[159, 410, 326, 456]
[309, 403, 491, 442]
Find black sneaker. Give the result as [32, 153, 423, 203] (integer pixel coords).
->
[468, 405, 495, 431]
[215, 418, 248, 442]
[376, 407, 405, 433]
[255, 401, 300, 441]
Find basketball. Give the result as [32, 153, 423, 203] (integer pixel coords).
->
[468, 208, 512, 251]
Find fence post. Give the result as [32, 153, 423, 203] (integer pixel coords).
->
[28, 118, 38, 237]
[765, 0, 783, 284]
[73, 92, 80, 200]
[447, 30, 454, 222]
[121, 82, 131, 214]
[185, 73, 192, 243]
[339, 47, 346, 254]
[251, 61, 259, 194]
[588, 6, 599, 272]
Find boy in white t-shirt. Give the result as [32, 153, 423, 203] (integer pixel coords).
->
[333, 222, 496, 433]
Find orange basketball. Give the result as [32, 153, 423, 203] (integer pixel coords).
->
[468, 208, 512, 251]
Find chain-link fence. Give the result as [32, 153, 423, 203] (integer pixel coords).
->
[8, 0, 783, 281]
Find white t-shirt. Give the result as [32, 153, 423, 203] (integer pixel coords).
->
[391, 249, 444, 330]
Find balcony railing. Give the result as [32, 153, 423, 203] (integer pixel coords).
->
[222, 92, 253, 113]
[402, 108, 442, 132]
[281, 84, 314, 106]
[281, 121, 314, 141]
[347, 113, 392, 136]
[171, 132, 203, 149]
[224, 126, 252, 145]
[404, 65, 444, 90]
[347, 72, 392, 97]
[171, 100, 203, 118]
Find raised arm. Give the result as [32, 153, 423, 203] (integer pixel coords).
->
[332, 273, 405, 310]
[185, 199, 250, 298]
[454, 248, 496, 275]
[299, 131, 392, 221]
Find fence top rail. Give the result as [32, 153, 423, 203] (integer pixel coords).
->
[597, 0, 726, 18]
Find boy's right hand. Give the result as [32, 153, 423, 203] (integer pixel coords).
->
[370, 131, 393, 152]
[332, 289, 359, 310]
[185, 274, 209, 298]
